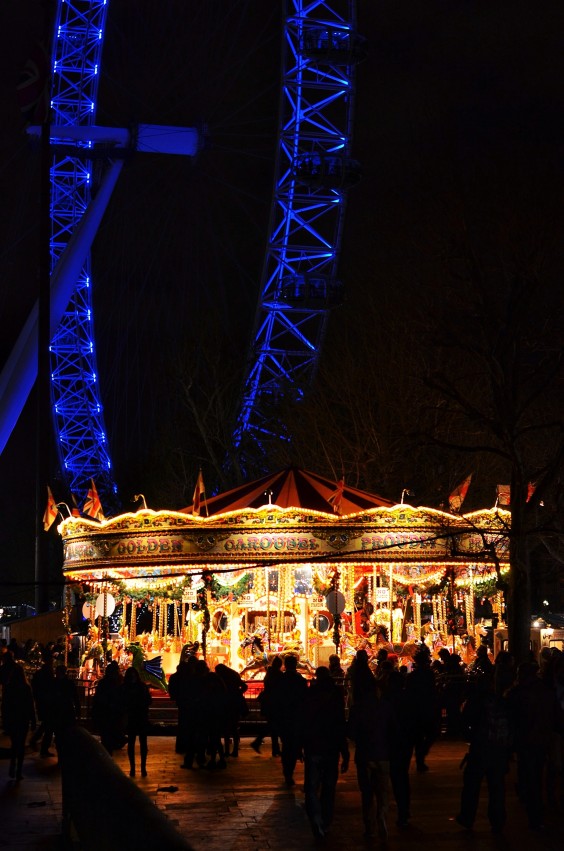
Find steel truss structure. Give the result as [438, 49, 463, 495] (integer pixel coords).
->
[50, 0, 115, 506]
[44, 0, 362, 505]
[233, 0, 363, 473]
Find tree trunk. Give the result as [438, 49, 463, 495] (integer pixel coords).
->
[507, 486, 531, 666]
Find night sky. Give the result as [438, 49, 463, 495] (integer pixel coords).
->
[1, 1, 563, 604]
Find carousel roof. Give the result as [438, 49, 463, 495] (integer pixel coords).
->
[182, 467, 394, 516]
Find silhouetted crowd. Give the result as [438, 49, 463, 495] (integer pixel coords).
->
[164, 643, 564, 840]
[0, 639, 80, 780]
[2, 636, 564, 841]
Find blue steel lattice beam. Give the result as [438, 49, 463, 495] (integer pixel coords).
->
[50, 0, 114, 508]
[233, 0, 363, 474]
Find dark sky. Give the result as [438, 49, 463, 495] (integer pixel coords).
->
[1, 1, 563, 603]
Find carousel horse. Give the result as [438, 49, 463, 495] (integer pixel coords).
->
[179, 641, 200, 664]
[126, 643, 169, 693]
[366, 621, 391, 644]
[239, 633, 315, 679]
[342, 631, 420, 671]
[79, 641, 104, 678]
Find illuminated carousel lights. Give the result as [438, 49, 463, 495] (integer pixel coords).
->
[59, 502, 512, 532]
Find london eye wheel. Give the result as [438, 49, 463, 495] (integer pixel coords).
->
[1, 1, 363, 508]
[233, 1, 365, 477]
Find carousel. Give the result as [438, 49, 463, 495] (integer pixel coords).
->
[58, 468, 510, 685]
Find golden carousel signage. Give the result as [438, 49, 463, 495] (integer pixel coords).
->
[60, 503, 510, 582]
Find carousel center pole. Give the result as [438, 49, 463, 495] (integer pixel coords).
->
[265, 566, 271, 650]
[102, 589, 108, 669]
[389, 563, 393, 642]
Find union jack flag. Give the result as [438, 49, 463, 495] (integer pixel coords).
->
[83, 479, 105, 521]
[16, 39, 50, 125]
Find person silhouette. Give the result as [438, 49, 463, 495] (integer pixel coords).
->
[270, 653, 308, 786]
[348, 676, 396, 840]
[302, 666, 349, 838]
[92, 661, 126, 755]
[121, 665, 152, 777]
[251, 655, 283, 756]
[3, 664, 36, 780]
[30, 651, 56, 757]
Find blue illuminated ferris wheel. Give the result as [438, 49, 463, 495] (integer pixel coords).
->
[233, 1, 365, 475]
[0, 1, 364, 507]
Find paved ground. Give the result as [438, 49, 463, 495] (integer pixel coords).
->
[0, 732, 563, 850]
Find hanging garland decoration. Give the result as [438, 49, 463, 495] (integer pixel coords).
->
[198, 571, 212, 658]
[62, 586, 72, 638]
[468, 574, 508, 598]
[210, 572, 252, 600]
[112, 578, 192, 603]
[330, 568, 342, 650]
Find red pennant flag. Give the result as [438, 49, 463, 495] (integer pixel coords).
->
[71, 493, 82, 517]
[192, 469, 206, 516]
[43, 486, 59, 531]
[83, 479, 105, 521]
[327, 478, 345, 514]
[448, 474, 472, 513]
[526, 482, 537, 502]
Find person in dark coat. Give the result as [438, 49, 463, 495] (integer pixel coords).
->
[456, 668, 512, 833]
[437, 649, 466, 737]
[506, 660, 557, 829]
[381, 667, 413, 828]
[346, 648, 376, 707]
[92, 661, 126, 755]
[251, 655, 283, 756]
[270, 653, 308, 787]
[215, 663, 248, 757]
[302, 666, 349, 839]
[3, 664, 36, 780]
[168, 654, 197, 762]
[30, 652, 56, 757]
[199, 661, 229, 769]
[469, 644, 494, 678]
[404, 646, 440, 772]
[0, 648, 17, 731]
[121, 665, 152, 776]
[52, 665, 81, 748]
[328, 654, 345, 689]
[348, 676, 396, 840]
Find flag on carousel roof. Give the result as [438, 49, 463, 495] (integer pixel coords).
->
[448, 474, 472, 513]
[83, 479, 105, 521]
[192, 469, 206, 516]
[327, 478, 345, 515]
[43, 486, 59, 531]
[70, 493, 82, 517]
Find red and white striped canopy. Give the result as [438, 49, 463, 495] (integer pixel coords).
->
[182, 467, 393, 516]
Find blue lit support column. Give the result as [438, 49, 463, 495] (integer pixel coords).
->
[49, 0, 114, 507]
[233, 0, 365, 475]
[0, 158, 123, 460]
[46, 3, 201, 509]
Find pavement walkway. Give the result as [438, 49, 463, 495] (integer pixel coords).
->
[1, 732, 563, 850]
